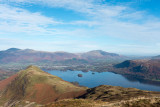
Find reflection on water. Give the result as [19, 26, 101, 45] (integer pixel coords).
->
[45, 70, 160, 92]
[123, 75, 160, 87]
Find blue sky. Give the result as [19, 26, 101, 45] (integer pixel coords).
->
[0, 0, 160, 55]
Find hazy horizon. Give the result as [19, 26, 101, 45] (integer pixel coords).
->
[0, 0, 160, 55]
[0, 47, 157, 56]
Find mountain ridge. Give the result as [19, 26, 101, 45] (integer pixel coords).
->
[0, 66, 86, 106]
[0, 48, 125, 64]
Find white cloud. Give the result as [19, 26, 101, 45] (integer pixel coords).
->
[69, 20, 100, 27]
[0, 4, 61, 34]
[0, 5, 56, 25]
[1, 0, 95, 13]
[0, 0, 160, 54]
[0, 37, 100, 52]
[1, 0, 127, 17]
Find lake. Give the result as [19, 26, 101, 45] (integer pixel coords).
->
[46, 70, 160, 92]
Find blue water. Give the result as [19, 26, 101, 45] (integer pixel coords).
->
[46, 70, 160, 92]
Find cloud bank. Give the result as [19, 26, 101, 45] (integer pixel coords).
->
[0, 0, 160, 55]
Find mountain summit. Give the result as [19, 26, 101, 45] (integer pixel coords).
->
[82, 50, 119, 57]
[0, 66, 86, 106]
[6, 48, 21, 52]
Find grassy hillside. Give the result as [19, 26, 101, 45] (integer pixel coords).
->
[44, 85, 160, 107]
[78, 85, 160, 101]
[44, 98, 160, 107]
[0, 65, 86, 106]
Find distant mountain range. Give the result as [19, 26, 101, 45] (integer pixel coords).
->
[0, 48, 126, 64]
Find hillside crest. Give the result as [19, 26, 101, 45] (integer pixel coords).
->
[0, 66, 86, 106]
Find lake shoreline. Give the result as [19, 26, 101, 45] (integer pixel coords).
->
[45, 70, 160, 92]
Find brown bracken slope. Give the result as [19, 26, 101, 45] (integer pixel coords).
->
[0, 66, 86, 106]
[0, 74, 17, 91]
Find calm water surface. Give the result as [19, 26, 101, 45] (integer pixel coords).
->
[46, 70, 160, 92]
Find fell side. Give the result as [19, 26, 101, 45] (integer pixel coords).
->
[0, 65, 86, 106]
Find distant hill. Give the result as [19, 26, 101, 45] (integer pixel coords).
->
[0, 48, 126, 64]
[114, 59, 160, 81]
[81, 50, 119, 57]
[152, 55, 160, 59]
[0, 66, 86, 106]
[80, 50, 124, 62]
[0, 48, 77, 63]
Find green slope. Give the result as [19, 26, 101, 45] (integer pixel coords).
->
[0, 65, 86, 106]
